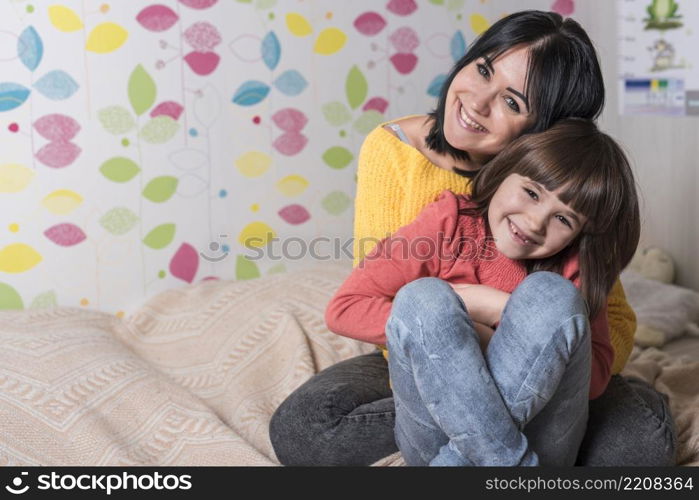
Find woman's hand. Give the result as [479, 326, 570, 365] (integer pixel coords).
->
[449, 283, 511, 328]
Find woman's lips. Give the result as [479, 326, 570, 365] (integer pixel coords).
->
[457, 103, 487, 133]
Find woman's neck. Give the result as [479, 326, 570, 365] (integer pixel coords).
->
[414, 116, 488, 173]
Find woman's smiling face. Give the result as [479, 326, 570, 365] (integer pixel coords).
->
[488, 173, 587, 260]
[443, 45, 536, 164]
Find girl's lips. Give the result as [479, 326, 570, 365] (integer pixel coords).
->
[457, 103, 488, 134]
[507, 218, 537, 246]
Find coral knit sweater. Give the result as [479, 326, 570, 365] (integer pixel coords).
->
[328, 190, 613, 399]
[349, 121, 637, 375]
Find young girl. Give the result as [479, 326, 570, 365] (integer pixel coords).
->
[324, 119, 640, 466]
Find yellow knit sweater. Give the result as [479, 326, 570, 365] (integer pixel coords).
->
[352, 121, 636, 374]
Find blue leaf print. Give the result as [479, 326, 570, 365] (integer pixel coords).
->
[261, 31, 281, 71]
[427, 74, 447, 98]
[34, 70, 79, 100]
[273, 70, 308, 96]
[232, 80, 271, 106]
[451, 31, 466, 62]
[18, 26, 43, 71]
[0, 83, 31, 112]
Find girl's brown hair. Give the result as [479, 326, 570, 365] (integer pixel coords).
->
[461, 118, 640, 317]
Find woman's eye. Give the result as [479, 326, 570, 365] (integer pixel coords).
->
[557, 215, 572, 229]
[477, 63, 490, 79]
[504, 96, 520, 113]
[524, 188, 538, 200]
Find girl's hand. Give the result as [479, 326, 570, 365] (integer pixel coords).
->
[472, 321, 495, 352]
[449, 283, 511, 328]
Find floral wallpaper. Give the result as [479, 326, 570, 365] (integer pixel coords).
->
[0, 0, 571, 315]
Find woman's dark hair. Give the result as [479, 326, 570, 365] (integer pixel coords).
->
[461, 119, 639, 318]
[425, 10, 605, 164]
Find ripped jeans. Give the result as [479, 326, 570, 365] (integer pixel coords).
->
[386, 272, 590, 466]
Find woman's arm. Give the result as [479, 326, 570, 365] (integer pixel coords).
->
[352, 124, 473, 267]
[327, 191, 461, 344]
[589, 304, 614, 399]
[607, 278, 637, 374]
[352, 128, 406, 267]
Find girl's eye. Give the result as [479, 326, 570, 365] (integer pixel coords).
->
[556, 215, 572, 229]
[524, 188, 538, 200]
[504, 96, 520, 113]
[477, 63, 490, 79]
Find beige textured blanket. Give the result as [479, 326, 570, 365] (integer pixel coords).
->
[0, 263, 697, 466]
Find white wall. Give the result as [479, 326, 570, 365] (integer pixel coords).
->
[578, 0, 699, 290]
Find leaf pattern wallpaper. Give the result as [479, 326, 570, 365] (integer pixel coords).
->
[0, 0, 570, 315]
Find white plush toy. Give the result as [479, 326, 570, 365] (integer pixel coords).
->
[621, 247, 699, 347]
[627, 247, 675, 284]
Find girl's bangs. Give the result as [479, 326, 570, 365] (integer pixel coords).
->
[513, 153, 611, 233]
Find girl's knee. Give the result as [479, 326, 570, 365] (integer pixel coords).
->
[388, 278, 468, 345]
[505, 272, 590, 350]
[394, 277, 453, 304]
[392, 278, 463, 322]
[516, 271, 587, 319]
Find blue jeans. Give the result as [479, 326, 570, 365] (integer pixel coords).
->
[386, 273, 590, 466]
[269, 282, 677, 466]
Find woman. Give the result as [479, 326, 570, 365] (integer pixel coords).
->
[269, 10, 676, 466]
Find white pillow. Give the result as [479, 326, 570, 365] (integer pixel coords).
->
[621, 270, 699, 347]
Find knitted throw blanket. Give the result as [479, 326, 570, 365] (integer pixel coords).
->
[0, 263, 697, 466]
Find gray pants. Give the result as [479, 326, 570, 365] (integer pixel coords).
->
[270, 277, 677, 466]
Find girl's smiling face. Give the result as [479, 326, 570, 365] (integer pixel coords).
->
[443, 45, 536, 164]
[487, 173, 587, 260]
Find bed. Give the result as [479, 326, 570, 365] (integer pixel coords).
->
[0, 262, 697, 466]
